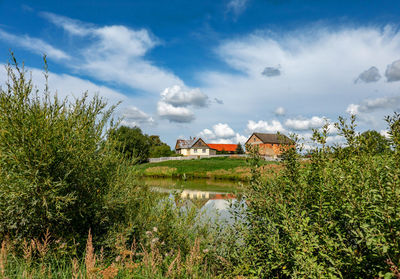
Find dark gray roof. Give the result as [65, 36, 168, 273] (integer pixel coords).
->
[248, 133, 293, 144]
[175, 138, 197, 149]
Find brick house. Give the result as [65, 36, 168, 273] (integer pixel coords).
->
[245, 133, 293, 158]
[175, 138, 217, 156]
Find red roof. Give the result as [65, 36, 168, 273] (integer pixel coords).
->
[207, 143, 238, 152]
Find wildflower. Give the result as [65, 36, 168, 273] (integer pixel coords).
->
[145, 231, 152, 237]
[202, 249, 209, 253]
[153, 227, 158, 232]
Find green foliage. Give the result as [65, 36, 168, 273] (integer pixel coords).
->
[110, 126, 151, 163]
[236, 114, 400, 278]
[235, 143, 245, 154]
[359, 130, 390, 155]
[0, 56, 127, 242]
[111, 127, 173, 161]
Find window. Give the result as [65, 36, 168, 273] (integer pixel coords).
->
[202, 149, 206, 153]
[194, 149, 197, 153]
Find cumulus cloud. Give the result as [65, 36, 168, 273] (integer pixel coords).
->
[385, 59, 400, 82]
[120, 106, 154, 127]
[226, 0, 249, 17]
[262, 66, 281, 77]
[346, 96, 400, 115]
[0, 29, 70, 60]
[157, 101, 194, 123]
[274, 106, 285, 116]
[198, 123, 247, 144]
[246, 120, 285, 133]
[284, 116, 327, 131]
[160, 85, 208, 107]
[355, 66, 381, 83]
[213, 123, 235, 138]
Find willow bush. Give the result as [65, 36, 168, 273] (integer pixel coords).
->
[0, 56, 126, 242]
[236, 115, 400, 278]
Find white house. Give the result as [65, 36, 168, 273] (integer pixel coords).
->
[175, 137, 216, 156]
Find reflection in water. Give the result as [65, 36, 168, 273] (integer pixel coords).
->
[145, 177, 245, 223]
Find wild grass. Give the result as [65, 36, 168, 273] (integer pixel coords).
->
[0, 229, 220, 279]
[134, 156, 279, 181]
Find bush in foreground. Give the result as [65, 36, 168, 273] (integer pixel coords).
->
[0, 57, 127, 242]
[236, 115, 400, 278]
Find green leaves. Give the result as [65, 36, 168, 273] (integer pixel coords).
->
[0, 56, 124, 242]
[237, 114, 400, 278]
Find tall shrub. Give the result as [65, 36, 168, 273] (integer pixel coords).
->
[238, 115, 400, 278]
[0, 57, 123, 241]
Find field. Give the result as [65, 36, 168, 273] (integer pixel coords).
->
[133, 156, 282, 181]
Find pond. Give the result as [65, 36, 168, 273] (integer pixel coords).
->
[139, 177, 247, 222]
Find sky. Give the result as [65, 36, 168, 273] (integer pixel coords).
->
[1, 0, 400, 148]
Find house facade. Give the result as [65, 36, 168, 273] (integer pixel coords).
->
[245, 133, 293, 158]
[175, 138, 217, 156]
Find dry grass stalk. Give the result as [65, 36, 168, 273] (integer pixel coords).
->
[0, 239, 7, 277]
[22, 239, 33, 265]
[166, 249, 181, 278]
[71, 257, 80, 279]
[85, 229, 97, 278]
[185, 238, 202, 276]
[35, 229, 51, 259]
[141, 243, 161, 275]
[100, 264, 119, 279]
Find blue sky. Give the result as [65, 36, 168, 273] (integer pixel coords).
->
[1, 0, 400, 147]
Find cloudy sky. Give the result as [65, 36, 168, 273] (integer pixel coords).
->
[1, 0, 400, 147]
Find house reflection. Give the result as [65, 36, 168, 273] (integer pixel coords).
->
[179, 189, 235, 200]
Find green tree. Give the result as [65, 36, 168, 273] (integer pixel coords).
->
[359, 130, 390, 155]
[0, 56, 125, 241]
[111, 126, 150, 163]
[235, 143, 245, 154]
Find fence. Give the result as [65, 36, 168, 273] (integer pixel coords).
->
[148, 154, 280, 163]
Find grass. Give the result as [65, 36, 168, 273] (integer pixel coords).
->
[133, 156, 281, 181]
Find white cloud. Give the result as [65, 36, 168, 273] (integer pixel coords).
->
[380, 130, 390, 138]
[226, 0, 249, 17]
[0, 29, 70, 60]
[347, 96, 400, 115]
[198, 128, 215, 139]
[346, 104, 360, 115]
[157, 101, 194, 123]
[284, 116, 327, 131]
[385, 59, 400, 82]
[213, 123, 235, 138]
[355, 66, 381, 83]
[246, 120, 285, 133]
[40, 12, 92, 36]
[120, 106, 154, 127]
[235, 133, 248, 144]
[36, 13, 183, 94]
[160, 85, 208, 107]
[198, 123, 247, 144]
[0, 65, 126, 103]
[274, 106, 285, 116]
